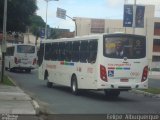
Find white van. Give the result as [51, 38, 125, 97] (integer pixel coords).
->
[5, 44, 37, 73]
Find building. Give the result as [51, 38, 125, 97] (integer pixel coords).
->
[74, 5, 160, 70]
[50, 28, 74, 38]
[0, 32, 24, 44]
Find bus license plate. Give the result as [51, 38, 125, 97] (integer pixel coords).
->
[120, 79, 129, 82]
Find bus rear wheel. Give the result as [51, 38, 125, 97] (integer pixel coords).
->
[44, 70, 53, 88]
[26, 69, 31, 73]
[104, 90, 120, 98]
[71, 76, 79, 95]
[47, 81, 53, 88]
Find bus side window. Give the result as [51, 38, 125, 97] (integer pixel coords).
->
[65, 42, 72, 62]
[59, 42, 65, 61]
[10, 47, 14, 56]
[72, 41, 80, 62]
[38, 43, 44, 66]
[88, 40, 98, 63]
[6, 47, 9, 56]
[80, 41, 89, 63]
[45, 43, 52, 60]
[6, 47, 14, 56]
[52, 43, 59, 61]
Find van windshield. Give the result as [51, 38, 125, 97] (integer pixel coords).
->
[103, 34, 146, 59]
[17, 45, 35, 53]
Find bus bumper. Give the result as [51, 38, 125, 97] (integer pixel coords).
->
[98, 80, 148, 90]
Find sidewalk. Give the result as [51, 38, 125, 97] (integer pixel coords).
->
[0, 71, 159, 115]
[132, 71, 160, 98]
[0, 84, 39, 114]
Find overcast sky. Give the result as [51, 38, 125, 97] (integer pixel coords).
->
[37, 0, 160, 31]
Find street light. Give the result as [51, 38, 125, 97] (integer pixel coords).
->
[44, 0, 59, 40]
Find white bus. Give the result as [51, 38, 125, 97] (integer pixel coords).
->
[5, 44, 37, 73]
[38, 33, 149, 97]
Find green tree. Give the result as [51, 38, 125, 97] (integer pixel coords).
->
[29, 15, 46, 36]
[0, 0, 37, 32]
[50, 28, 60, 39]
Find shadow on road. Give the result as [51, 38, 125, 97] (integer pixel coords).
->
[6, 69, 34, 74]
[46, 84, 138, 102]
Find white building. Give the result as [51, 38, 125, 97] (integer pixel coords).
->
[74, 5, 160, 70]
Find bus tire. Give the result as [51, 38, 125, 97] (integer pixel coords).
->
[44, 70, 52, 88]
[47, 81, 53, 88]
[26, 69, 31, 73]
[71, 75, 79, 95]
[104, 90, 120, 98]
[44, 70, 48, 80]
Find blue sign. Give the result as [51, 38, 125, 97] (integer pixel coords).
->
[108, 70, 114, 77]
[40, 29, 45, 39]
[123, 5, 133, 27]
[135, 6, 145, 28]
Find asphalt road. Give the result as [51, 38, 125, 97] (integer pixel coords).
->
[6, 70, 160, 114]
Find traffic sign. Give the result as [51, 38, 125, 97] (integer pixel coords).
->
[40, 28, 45, 38]
[56, 7, 66, 19]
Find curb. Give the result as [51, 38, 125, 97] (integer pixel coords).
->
[131, 90, 160, 98]
[32, 100, 40, 114]
[7, 76, 40, 114]
[7, 76, 17, 86]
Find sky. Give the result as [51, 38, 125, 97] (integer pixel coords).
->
[37, 0, 160, 31]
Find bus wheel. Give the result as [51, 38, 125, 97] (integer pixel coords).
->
[104, 90, 120, 98]
[47, 81, 53, 88]
[26, 69, 31, 73]
[71, 76, 79, 95]
[44, 71, 52, 88]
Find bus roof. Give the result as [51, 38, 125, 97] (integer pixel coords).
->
[7, 43, 35, 47]
[40, 33, 145, 43]
[41, 34, 101, 43]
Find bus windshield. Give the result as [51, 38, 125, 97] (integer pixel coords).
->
[103, 34, 146, 59]
[17, 45, 35, 54]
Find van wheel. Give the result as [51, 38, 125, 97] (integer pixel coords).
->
[104, 90, 120, 98]
[26, 69, 31, 73]
[71, 75, 79, 95]
[9, 63, 13, 72]
[5, 67, 8, 71]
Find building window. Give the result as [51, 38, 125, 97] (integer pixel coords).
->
[154, 22, 160, 36]
[153, 39, 160, 52]
[152, 56, 160, 62]
[91, 19, 105, 33]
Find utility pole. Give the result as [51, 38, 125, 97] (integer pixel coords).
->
[1, 0, 7, 83]
[45, 0, 49, 40]
[44, 0, 59, 40]
[66, 15, 77, 36]
[133, 0, 137, 34]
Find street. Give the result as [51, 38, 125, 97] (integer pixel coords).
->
[6, 70, 160, 114]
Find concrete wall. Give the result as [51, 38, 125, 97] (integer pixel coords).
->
[23, 33, 41, 46]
